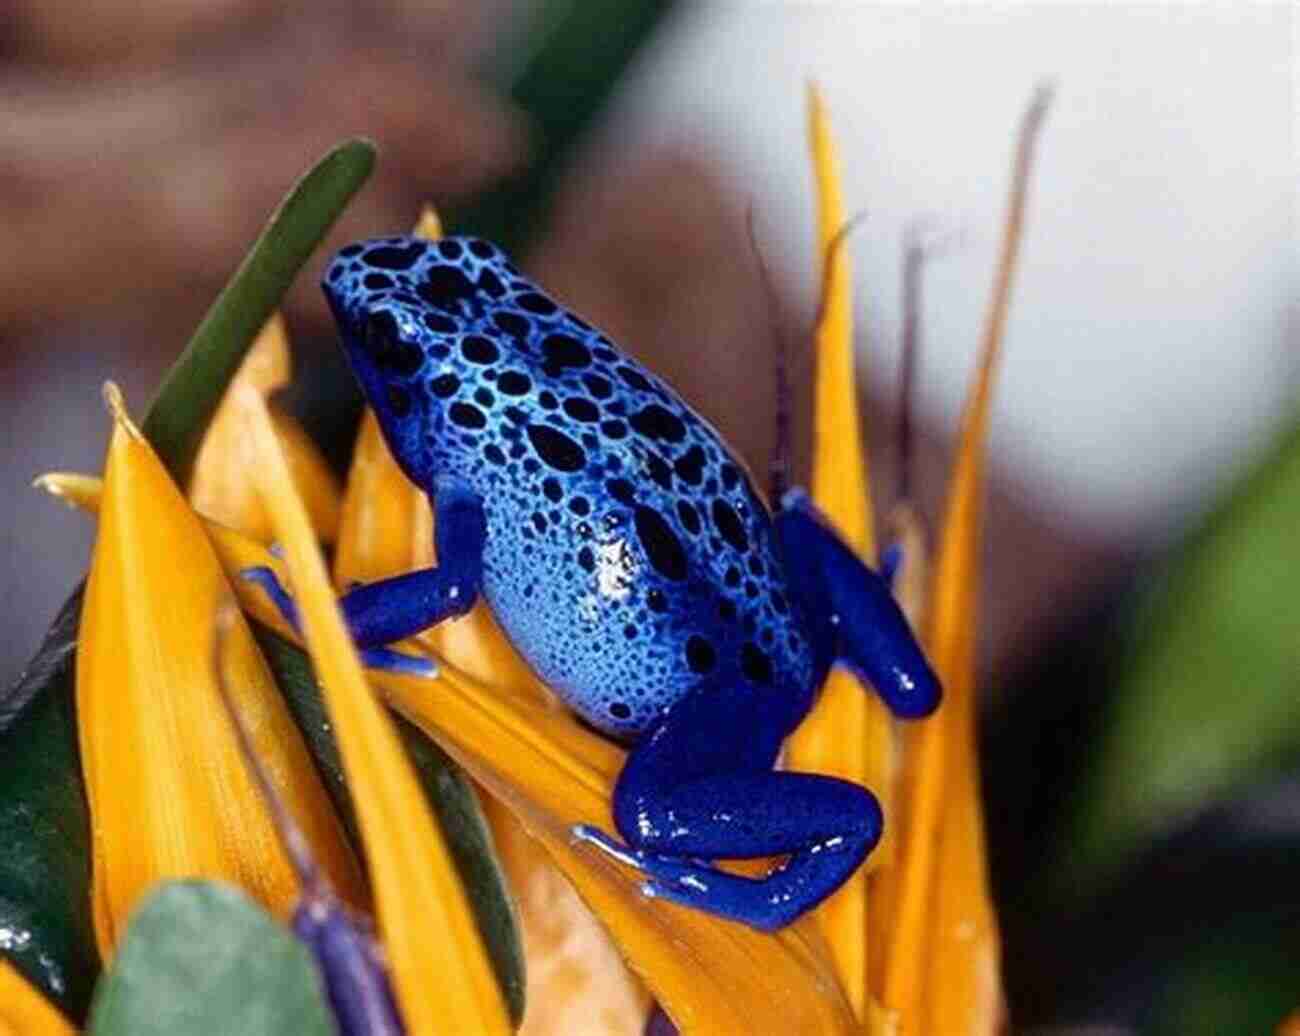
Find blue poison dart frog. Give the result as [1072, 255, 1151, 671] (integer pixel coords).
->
[244, 234, 941, 931]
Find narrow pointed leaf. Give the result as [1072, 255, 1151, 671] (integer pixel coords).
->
[241, 386, 512, 1036]
[142, 138, 375, 487]
[87, 881, 333, 1036]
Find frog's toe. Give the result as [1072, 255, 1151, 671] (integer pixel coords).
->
[570, 824, 646, 871]
[359, 646, 438, 678]
[241, 565, 302, 633]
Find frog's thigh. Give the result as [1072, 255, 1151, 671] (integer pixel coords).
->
[609, 682, 882, 929]
[612, 683, 876, 859]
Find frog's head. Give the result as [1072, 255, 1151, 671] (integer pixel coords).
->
[320, 234, 517, 487]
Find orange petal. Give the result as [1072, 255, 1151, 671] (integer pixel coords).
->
[879, 86, 1052, 1036]
[77, 385, 362, 957]
[189, 314, 341, 543]
[784, 83, 895, 1028]
[239, 385, 512, 1036]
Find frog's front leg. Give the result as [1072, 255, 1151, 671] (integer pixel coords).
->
[243, 478, 485, 664]
[775, 490, 941, 718]
[574, 683, 882, 931]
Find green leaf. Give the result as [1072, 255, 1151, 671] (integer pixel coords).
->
[142, 138, 376, 487]
[1066, 416, 1300, 891]
[0, 584, 97, 1021]
[253, 625, 526, 1026]
[1143, 911, 1300, 1036]
[87, 880, 333, 1036]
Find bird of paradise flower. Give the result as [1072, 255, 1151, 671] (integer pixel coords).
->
[16, 83, 1055, 1036]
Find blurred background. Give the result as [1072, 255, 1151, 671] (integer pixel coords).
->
[2, 2, 1296, 1031]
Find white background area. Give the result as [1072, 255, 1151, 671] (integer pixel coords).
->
[605, 2, 1297, 536]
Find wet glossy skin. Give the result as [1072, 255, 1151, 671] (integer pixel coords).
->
[249, 234, 941, 930]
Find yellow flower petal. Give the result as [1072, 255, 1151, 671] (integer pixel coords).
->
[50, 465, 860, 1036]
[879, 86, 1052, 1036]
[784, 83, 895, 1028]
[239, 385, 512, 1036]
[190, 314, 341, 543]
[0, 958, 76, 1036]
[77, 385, 362, 957]
[271, 409, 343, 543]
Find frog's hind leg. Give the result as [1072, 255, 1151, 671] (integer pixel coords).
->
[775, 490, 941, 718]
[243, 479, 486, 651]
[575, 683, 882, 931]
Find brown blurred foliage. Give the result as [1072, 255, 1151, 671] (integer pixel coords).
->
[0, 0, 527, 339]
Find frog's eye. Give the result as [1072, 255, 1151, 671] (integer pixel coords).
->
[363, 312, 425, 377]
[365, 311, 399, 360]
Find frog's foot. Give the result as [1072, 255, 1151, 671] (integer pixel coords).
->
[775, 492, 941, 718]
[359, 647, 438, 678]
[242, 565, 301, 633]
[570, 824, 647, 871]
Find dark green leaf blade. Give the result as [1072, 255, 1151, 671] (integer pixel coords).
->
[87, 880, 333, 1036]
[1067, 417, 1300, 891]
[253, 625, 526, 1026]
[0, 584, 96, 1021]
[142, 138, 376, 487]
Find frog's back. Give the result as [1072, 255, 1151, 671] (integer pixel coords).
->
[324, 235, 815, 739]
